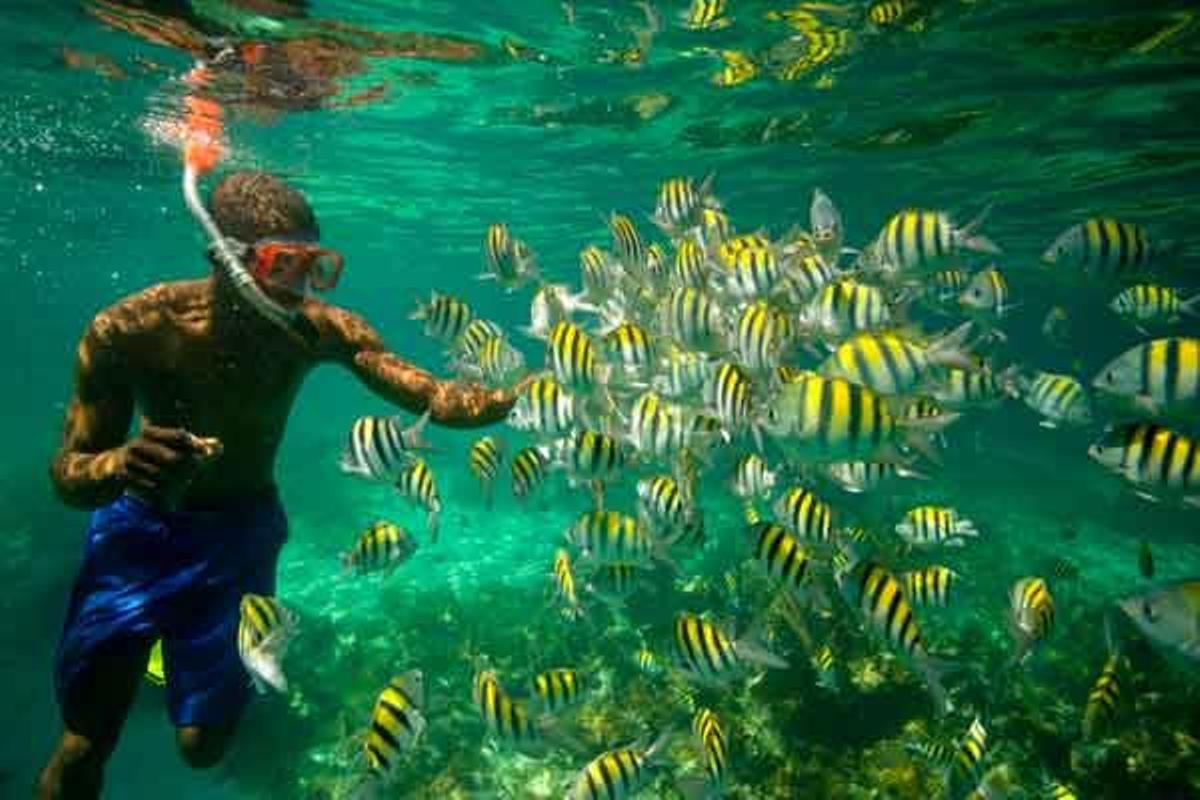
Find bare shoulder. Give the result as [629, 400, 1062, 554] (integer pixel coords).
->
[87, 280, 207, 348]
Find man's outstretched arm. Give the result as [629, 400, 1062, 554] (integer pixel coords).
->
[309, 303, 519, 428]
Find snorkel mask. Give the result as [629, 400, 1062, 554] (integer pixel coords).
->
[251, 237, 344, 298]
[179, 65, 322, 345]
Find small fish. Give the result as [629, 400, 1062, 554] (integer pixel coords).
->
[1042, 218, 1163, 278]
[781, 252, 842, 303]
[342, 521, 418, 577]
[473, 669, 538, 744]
[717, 233, 772, 269]
[704, 361, 754, 433]
[469, 436, 505, 508]
[604, 322, 657, 380]
[656, 347, 716, 399]
[835, 556, 949, 713]
[673, 239, 710, 289]
[1009, 576, 1054, 664]
[237, 593, 298, 694]
[812, 644, 838, 691]
[931, 364, 1019, 409]
[772, 486, 834, 544]
[457, 335, 525, 384]
[926, 268, 969, 308]
[339, 412, 432, 482]
[455, 318, 506, 360]
[683, 0, 731, 30]
[552, 548, 584, 619]
[482, 222, 538, 290]
[672, 613, 788, 682]
[1087, 422, 1200, 505]
[745, 505, 819, 602]
[868, 0, 919, 27]
[526, 283, 598, 341]
[364, 671, 426, 780]
[1092, 337, 1200, 416]
[698, 207, 732, 249]
[820, 323, 974, 396]
[896, 506, 978, 547]
[581, 245, 618, 302]
[809, 187, 844, 266]
[900, 566, 960, 607]
[952, 716, 989, 783]
[691, 708, 728, 794]
[1082, 651, 1121, 740]
[396, 458, 442, 542]
[1139, 540, 1155, 579]
[567, 733, 671, 800]
[567, 510, 668, 568]
[610, 211, 646, 271]
[660, 287, 726, 350]
[635, 646, 662, 675]
[587, 563, 645, 606]
[548, 320, 605, 390]
[512, 445, 549, 501]
[801, 279, 893, 339]
[731, 452, 777, 499]
[1117, 579, 1200, 662]
[713, 49, 759, 87]
[731, 301, 789, 372]
[628, 391, 705, 460]
[959, 266, 1014, 319]
[825, 461, 921, 494]
[1110, 284, 1199, 326]
[637, 475, 695, 533]
[1042, 305, 1072, 348]
[550, 429, 628, 486]
[508, 375, 576, 435]
[653, 175, 715, 232]
[865, 207, 999, 274]
[1019, 372, 1092, 427]
[409, 291, 473, 343]
[530, 668, 584, 714]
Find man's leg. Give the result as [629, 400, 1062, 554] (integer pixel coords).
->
[37, 642, 149, 800]
[175, 724, 235, 770]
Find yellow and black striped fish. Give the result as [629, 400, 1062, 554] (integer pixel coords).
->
[567, 510, 658, 566]
[868, 208, 998, 273]
[692, 708, 728, 791]
[580, 245, 616, 300]
[717, 232, 772, 269]
[672, 612, 787, 681]
[548, 320, 603, 389]
[660, 286, 725, 349]
[588, 563, 644, 605]
[825, 460, 919, 494]
[746, 504, 816, 598]
[713, 49, 759, 87]
[932, 364, 1018, 408]
[772, 486, 833, 543]
[812, 644, 838, 690]
[1009, 576, 1054, 663]
[508, 375, 576, 434]
[895, 506, 978, 547]
[1021, 372, 1092, 427]
[455, 318, 505, 359]
[552, 548, 583, 619]
[531, 668, 584, 714]
[653, 176, 713, 231]
[1087, 422, 1200, 505]
[409, 291, 473, 343]
[567, 735, 670, 800]
[473, 669, 538, 743]
[900, 565, 959, 607]
[637, 475, 693, 532]
[340, 412, 432, 483]
[673, 239, 709, 288]
[342, 521, 418, 576]
[483, 223, 538, 289]
[705, 361, 754, 431]
[237, 593, 297, 694]
[512, 445, 549, 500]
[821, 324, 972, 396]
[802, 279, 893, 339]
[959, 266, 1012, 319]
[1082, 652, 1121, 740]
[1093, 337, 1200, 415]
[869, 0, 918, 26]
[952, 717, 988, 782]
[364, 670, 426, 779]
[683, 0, 731, 30]
[699, 207, 732, 249]
[1110, 284, 1198, 325]
[1043, 218, 1162, 277]
[733, 301, 788, 372]
[604, 322, 656, 377]
[731, 452, 777, 499]
[396, 458, 441, 542]
[724, 245, 783, 299]
[469, 436, 504, 507]
[928, 267, 969, 306]
[555, 429, 627, 481]
[782, 252, 841, 303]
[836, 558, 948, 712]
[609, 211, 645, 269]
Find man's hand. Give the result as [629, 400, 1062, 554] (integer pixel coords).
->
[119, 423, 222, 498]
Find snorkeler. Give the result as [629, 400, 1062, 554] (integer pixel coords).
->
[36, 171, 520, 799]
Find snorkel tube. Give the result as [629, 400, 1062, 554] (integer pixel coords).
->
[180, 66, 316, 346]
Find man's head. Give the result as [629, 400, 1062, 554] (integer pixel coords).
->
[209, 171, 341, 306]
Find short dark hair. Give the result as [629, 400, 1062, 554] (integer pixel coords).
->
[209, 171, 319, 243]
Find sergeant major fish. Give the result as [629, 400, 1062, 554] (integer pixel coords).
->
[238, 593, 297, 694]
[340, 412, 432, 482]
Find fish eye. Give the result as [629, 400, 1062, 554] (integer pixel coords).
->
[1105, 370, 1116, 384]
[1142, 600, 1157, 622]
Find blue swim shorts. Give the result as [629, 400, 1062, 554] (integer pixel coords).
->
[55, 490, 288, 728]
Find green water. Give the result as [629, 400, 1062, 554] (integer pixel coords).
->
[3, 0, 1200, 797]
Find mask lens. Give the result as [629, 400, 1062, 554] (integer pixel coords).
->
[309, 250, 343, 291]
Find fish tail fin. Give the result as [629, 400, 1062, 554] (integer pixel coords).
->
[407, 292, 431, 321]
[919, 656, 953, 716]
[1181, 292, 1200, 317]
[399, 409, 433, 450]
[927, 321, 977, 369]
[898, 413, 960, 464]
[427, 509, 440, 544]
[956, 204, 1001, 255]
[733, 622, 789, 670]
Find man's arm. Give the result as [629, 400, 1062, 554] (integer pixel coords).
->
[50, 317, 135, 509]
[308, 303, 518, 428]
